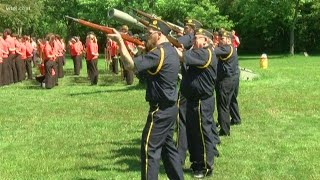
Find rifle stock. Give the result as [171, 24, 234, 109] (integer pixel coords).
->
[167, 36, 183, 48]
[65, 15, 144, 46]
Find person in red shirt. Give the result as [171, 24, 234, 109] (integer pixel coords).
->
[17, 35, 25, 81]
[85, 34, 99, 85]
[25, 36, 34, 80]
[69, 37, 82, 75]
[0, 33, 9, 85]
[42, 33, 57, 89]
[14, 35, 24, 82]
[31, 37, 37, 67]
[54, 35, 64, 78]
[75, 36, 84, 70]
[0, 35, 3, 86]
[4, 29, 16, 84]
[213, 31, 220, 48]
[119, 25, 136, 85]
[60, 38, 66, 66]
[105, 37, 119, 74]
[231, 30, 240, 51]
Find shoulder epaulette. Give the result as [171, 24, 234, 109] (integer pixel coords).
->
[147, 47, 165, 75]
[219, 45, 233, 61]
[197, 48, 212, 69]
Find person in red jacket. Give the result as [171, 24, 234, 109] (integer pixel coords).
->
[231, 30, 240, 51]
[54, 35, 64, 78]
[15, 35, 24, 82]
[0, 33, 9, 85]
[119, 25, 136, 85]
[0, 35, 3, 86]
[69, 37, 82, 75]
[4, 29, 16, 84]
[43, 33, 57, 89]
[85, 34, 99, 85]
[105, 37, 119, 74]
[25, 36, 34, 80]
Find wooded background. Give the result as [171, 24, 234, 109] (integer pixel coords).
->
[1, 0, 319, 54]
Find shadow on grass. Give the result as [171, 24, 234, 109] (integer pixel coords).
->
[76, 138, 141, 176]
[69, 83, 146, 96]
[17, 79, 43, 89]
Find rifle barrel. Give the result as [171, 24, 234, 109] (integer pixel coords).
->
[65, 15, 144, 46]
[65, 16, 79, 22]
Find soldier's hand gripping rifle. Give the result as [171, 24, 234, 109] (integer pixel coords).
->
[65, 15, 144, 46]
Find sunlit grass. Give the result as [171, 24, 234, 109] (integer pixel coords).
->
[1, 55, 319, 179]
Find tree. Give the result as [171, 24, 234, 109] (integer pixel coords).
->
[0, 0, 43, 36]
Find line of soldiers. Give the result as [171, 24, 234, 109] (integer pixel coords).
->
[108, 17, 241, 179]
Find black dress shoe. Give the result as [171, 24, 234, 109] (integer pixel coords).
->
[219, 130, 230, 136]
[231, 121, 241, 126]
[193, 171, 204, 179]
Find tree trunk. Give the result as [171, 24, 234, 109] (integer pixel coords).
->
[289, 25, 294, 55]
[289, 0, 300, 56]
[18, 26, 22, 36]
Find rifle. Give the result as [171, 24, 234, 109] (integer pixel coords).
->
[130, 8, 184, 34]
[107, 8, 146, 31]
[65, 16, 144, 46]
[128, 9, 182, 48]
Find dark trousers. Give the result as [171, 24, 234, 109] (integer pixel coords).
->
[8, 54, 17, 84]
[2, 58, 9, 85]
[25, 58, 33, 80]
[176, 93, 188, 165]
[141, 102, 184, 180]
[186, 96, 217, 173]
[57, 56, 64, 78]
[120, 60, 134, 85]
[80, 54, 83, 69]
[72, 55, 82, 75]
[0, 62, 3, 86]
[53, 61, 58, 85]
[86, 59, 98, 85]
[230, 75, 241, 124]
[110, 56, 119, 74]
[32, 50, 37, 67]
[15, 55, 25, 82]
[44, 60, 56, 89]
[216, 76, 237, 135]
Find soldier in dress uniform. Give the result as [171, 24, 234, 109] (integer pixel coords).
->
[108, 19, 184, 180]
[214, 30, 241, 136]
[175, 18, 202, 166]
[176, 28, 218, 179]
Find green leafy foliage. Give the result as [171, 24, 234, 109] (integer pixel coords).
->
[1, 0, 320, 53]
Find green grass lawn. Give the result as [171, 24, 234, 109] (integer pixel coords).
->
[1, 55, 319, 180]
